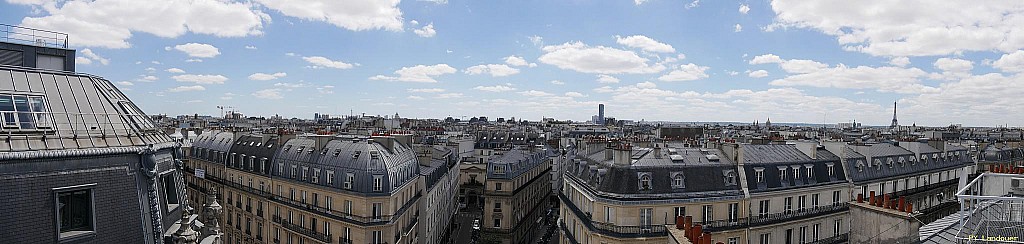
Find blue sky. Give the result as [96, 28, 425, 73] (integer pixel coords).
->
[3, 0, 1024, 126]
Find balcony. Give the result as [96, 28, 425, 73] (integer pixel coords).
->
[272, 215, 333, 243]
[701, 217, 749, 232]
[807, 233, 849, 244]
[270, 193, 420, 226]
[749, 203, 849, 227]
[340, 238, 353, 244]
[558, 192, 667, 238]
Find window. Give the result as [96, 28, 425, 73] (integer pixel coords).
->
[639, 173, 652, 190]
[493, 218, 501, 228]
[344, 173, 354, 189]
[494, 202, 502, 212]
[312, 169, 320, 184]
[800, 226, 807, 243]
[301, 166, 308, 181]
[56, 187, 94, 239]
[606, 206, 615, 223]
[812, 193, 820, 209]
[372, 230, 383, 244]
[372, 203, 382, 221]
[326, 170, 334, 186]
[162, 173, 180, 211]
[760, 233, 771, 244]
[640, 208, 653, 226]
[806, 165, 814, 179]
[344, 200, 352, 218]
[728, 203, 738, 222]
[724, 170, 737, 186]
[798, 195, 807, 211]
[834, 219, 842, 236]
[674, 207, 686, 217]
[257, 222, 263, 240]
[780, 167, 788, 181]
[671, 172, 685, 189]
[324, 221, 330, 236]
[373, 175, 383, 192]
[291, 165, 297, 178]
[495, 183, 502, 191]
[759, 200, 770, 217]
[0, 94, 51, 130]
[755, 168, 765, 183]
[326, 196, 333, 212]
[827, 163, 835, 177]
[813, 223, 820, 241]
[728, 237, 739, 244]
[785, 197, 793, 214]
[702, 205, 713, 223]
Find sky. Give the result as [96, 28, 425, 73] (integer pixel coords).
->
[2, 0, 1024, 127]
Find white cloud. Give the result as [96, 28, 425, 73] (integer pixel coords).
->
[634, 0, 647, 5]
[11, 0, 267, 49]
[78, 49, 109, 65]
[117, 81, 134, 86]
[768, 1, 1024, 56]
[436, 93, 463, 99]
[274, 82, 311, 88]
[474, 85, 517, 92]
[734, 24, 743, 32]
[407, 95, 424, 100]
[685, 0, 700, 9]
[171, 74, 228, 84]
[255, 0, 403, 32]
[370, 64, 456, 83]
[413, 23, 436, 37]
[658, 63, 710, 81]
[174, 43, 220, 58]
[407, 88, 445, 93]
[614, 35, 676, 53]
[750, 54, 828, 73]
[993, 50, 1024, 73]
[739, 4, 750, 14]
[166, 68, 185, 73]
[931, 58, 973, 80]
[519, 90, 554, 97]
[550, 80, 565, 85]
[770, 64, 934, 93]
[538, 41, 665, 74]
[245, 45, 257, 50]
[529, 35, 544, 46]
[504, 55, 537, 67]
[185, 59, 203, 63]
[252, 89, 284, 99]
[302, 56, 355, 69]
[168, 85, 206, 92]
[596, 74, 620, 84]
[140, 75, 158, 81]
[889, 57, 911, 67]
[248, 72, 287, 81]
[748, 70, 769, 78]
[749, 54, 784, 64]
[464, 64, 520, 77]
[564, 92, 586, 97]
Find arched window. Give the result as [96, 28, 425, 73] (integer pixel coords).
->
[640, 174, 652, 190]
[672, 173, 685, 189]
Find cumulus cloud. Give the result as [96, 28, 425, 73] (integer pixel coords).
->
[889, 57, 911, 67]
[734, 24, 743, 32]
[504, 55, 537, 67]
[255, 0, 403, 32]
[614, 35, 676, 53]
[550, 80, 565, 85]
[768, 1, 1024, 56]
[248, 72, 287, 81]
[436, 93, 463, 99]
[173, 43, 220, 58]
[166, 68, 186, 73]
[413, 23, 436, 37]
[538, 41, 665, 74]
[931, 58, 973, 80]
[564, 92, 586, 97]
[748, 70, 769, 78]
[303, 56, 355, 69]
[370, 64, 456, 82]
[739, 4, 750, 14]
[519, 90, 554, 97]
[171, 74, 229, 84]
[77, 49, 109, 65]
[658, 63, 710, 81]
[474, 85, 516, 92]
[770, 64, 933, 93]
[596, 74, 620, 84]
[749, 54, 828, 73]
[464, 64, 520, 77]
[117, 81, 134, 86]
[11, 0, 267, 48]
[168, 85, 205, 92]
[993, 50, 1024, 73]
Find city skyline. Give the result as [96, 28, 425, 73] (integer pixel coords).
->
[2, 1, 1024, 127]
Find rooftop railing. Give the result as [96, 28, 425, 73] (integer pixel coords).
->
[0, 24, 68, 49]
[955, 172, 1024, 244]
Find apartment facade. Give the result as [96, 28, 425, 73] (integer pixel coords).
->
[482, 146, 555, 244]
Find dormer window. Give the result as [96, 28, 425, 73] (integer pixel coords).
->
[921, 154, 927, 163]
[856, 160, 865, 172]
[723, 170, 737, 186]
[671, 172, 685, 189]
[791, 166, 799, 179]
[806, 165, 814, 179]
[372, 175, 383, 192]
[873, 159, 882, 169]
[826, 163, 835, 177]
[780, 167, 788, 181]
[638, 172, 652, 190]
[909, 157, 916, 165]
[898, 157, 905, 167]
[754, 168, 765, 183]
[887, 158, 894, 168]
[344, 173, 353, 189]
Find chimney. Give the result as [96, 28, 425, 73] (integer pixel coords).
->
[654, 143, 662, 159]
[372, 136, 397, 153]
[857, 194, 864, 203]
[691, 224, 703, 242]
[883, 194, 891, 208]
[613, 144, 632, 166]
[869, 191, 875, 206]
[676, 216, 686, 229]
[907, 203, 914, 213]
[898, 196, 906, 212]
[393, 133, 413, 148]
[605, 145, 613, 160]
[683, 216, 693, 239]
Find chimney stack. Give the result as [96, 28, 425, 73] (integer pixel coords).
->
[676, 216, 686, 229]
[869, 191, 876, 206]
[857, 194, 864, 203]
[898, 196, 906, 212]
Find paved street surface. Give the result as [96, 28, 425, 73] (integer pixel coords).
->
[451, 199, 482, 244]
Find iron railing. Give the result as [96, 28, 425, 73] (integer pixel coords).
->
[807, 233, 849, 244]
[272, 215, 332, 243]
[558, 192, 667, 238]
[0, 24, 68, 48]
[749, 203, 849, 227]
